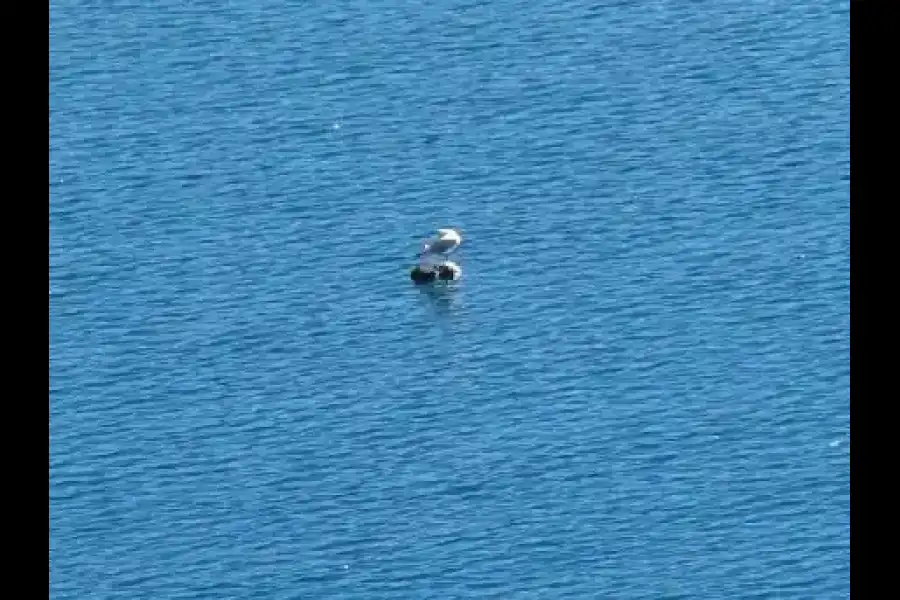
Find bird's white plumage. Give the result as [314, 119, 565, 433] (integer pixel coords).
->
[419, 228, 462, 257]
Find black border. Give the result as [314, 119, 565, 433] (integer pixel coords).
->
[849, 1, 864, 598]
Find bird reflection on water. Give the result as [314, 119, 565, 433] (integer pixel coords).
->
[416, 279, 462, 319]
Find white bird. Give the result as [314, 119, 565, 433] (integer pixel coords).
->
[418, 228, 462, 258]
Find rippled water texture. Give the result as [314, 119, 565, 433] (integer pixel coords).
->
[51, 1, 849, 597]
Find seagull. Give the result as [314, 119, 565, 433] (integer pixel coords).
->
[410, 228, 464, 284]
[418, 228, 462, 258]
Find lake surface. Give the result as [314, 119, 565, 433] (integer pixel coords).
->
[50, 1, 849, 597]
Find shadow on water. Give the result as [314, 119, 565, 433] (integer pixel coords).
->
[415, 281, 462, 319]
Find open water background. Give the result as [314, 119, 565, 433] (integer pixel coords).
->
[50, 1, 849, 597]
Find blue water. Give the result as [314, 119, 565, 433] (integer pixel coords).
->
[50, 0, 849, 597]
